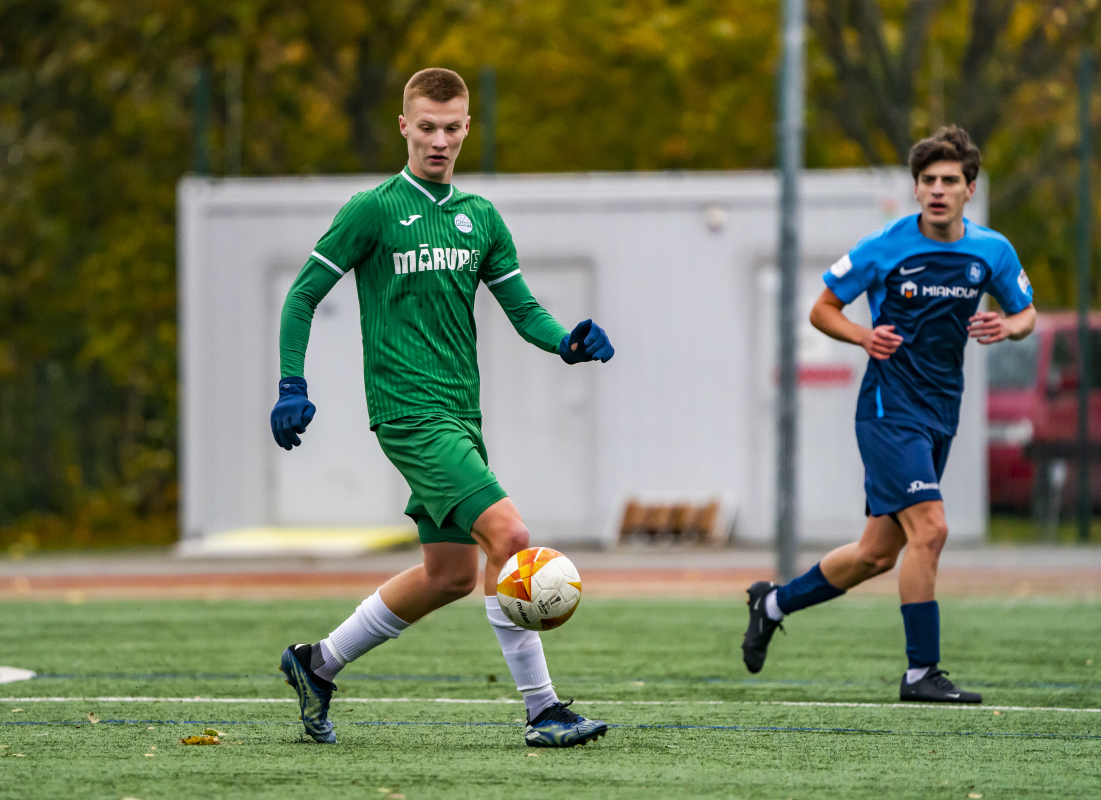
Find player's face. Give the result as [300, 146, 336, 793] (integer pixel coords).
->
[399, 96, 470, 183]
[914, 160, 975, 231]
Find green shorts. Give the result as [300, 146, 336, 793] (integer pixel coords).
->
[374, 413, 508, 545]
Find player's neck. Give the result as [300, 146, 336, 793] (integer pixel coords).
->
[917, 214, 966, 244]
[405, 162, 452, 187]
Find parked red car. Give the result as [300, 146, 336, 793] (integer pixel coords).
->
[987, 311, 1101, 512]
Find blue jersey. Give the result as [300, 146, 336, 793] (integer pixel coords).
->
[823, 214, 1033, 435]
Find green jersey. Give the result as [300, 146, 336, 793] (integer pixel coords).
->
[280, 167, 569, 427]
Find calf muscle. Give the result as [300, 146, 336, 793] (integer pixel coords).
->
[820, 515, 905, 590]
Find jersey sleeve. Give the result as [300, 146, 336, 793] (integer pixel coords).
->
[279, 260, 342, 378]
[822, 233, 879, 304]
[490, 274, 570, 354]
[985, 240, 1033, 314]
[478, 207, 523, 290]
[309, 191, 380, 277]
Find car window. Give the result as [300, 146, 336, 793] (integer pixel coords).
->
[1047, 332, 1076, 392]
[987, 334, 1040, 390]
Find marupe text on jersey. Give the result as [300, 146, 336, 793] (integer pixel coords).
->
[393, 247, 482, 275]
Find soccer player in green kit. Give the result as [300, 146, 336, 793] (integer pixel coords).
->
[271, 68, 613, 747]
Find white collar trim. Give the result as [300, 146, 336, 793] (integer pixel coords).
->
[401, 169, 453, 205]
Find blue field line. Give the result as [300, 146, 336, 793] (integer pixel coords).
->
[29, 673, 1101, 692]
[2, 718, 1099, 741]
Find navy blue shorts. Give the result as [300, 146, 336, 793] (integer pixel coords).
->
[855, 418, 953, 518]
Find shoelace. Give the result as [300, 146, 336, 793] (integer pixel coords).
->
[536, 700, 582, 725]
[924, 669, 956, 690]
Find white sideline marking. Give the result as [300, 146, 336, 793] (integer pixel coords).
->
[0, 697, 1098, 714]
[0, 668, 36, 685]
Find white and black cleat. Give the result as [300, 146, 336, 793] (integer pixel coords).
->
[742, 581, 782, 674]
[899, 668, 982, 704]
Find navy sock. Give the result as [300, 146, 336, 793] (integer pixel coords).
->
[900, 600, 940, 669]
[774, 563, 845, 615]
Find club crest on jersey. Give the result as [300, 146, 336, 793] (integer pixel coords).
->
[966, 262, 983, 284]
[393, 246, 481, 275]
[454, 213, 473, 233]
[901, 280, 918, 298]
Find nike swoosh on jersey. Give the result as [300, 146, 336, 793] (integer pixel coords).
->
[399, 215, 422, 226]
[899, 266, 926, 275]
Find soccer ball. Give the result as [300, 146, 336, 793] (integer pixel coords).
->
[496, 547, 582, 631]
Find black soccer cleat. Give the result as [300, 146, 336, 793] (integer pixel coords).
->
[899, 668, 982, 704]
[742, 580, 783, 674]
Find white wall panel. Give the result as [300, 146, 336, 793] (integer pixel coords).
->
[178, 169, 988, 546]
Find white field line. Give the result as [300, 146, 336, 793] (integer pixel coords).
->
[1, 697, 1099, 714]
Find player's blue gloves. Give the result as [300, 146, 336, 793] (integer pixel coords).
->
[271, 376, 316, 450]
[559, 319, 614, 364]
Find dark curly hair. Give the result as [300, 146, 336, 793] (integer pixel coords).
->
[908, 125, 981, 184]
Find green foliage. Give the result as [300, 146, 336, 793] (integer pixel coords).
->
[0, 1, 1099, 546]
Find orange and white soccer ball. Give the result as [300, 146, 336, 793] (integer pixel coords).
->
[496, 547, 582, 631]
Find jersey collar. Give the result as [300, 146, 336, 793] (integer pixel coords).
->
[400, 166, 454, 206]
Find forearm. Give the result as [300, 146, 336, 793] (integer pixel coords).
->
[1006, 305, 1037, 340]
[809, 301, 871, 349]
[490, 275, 570, 354]
[279, 260, 341, 377]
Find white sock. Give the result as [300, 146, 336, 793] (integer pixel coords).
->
[321, 591, 410, 681]
[485, 596, 558, 720]
[765, 589, 785, 622]
[906, 666, 931, 684]
[313, 639, 345, 683]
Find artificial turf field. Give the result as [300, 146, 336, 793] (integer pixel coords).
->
[1, 597, 1098, 799]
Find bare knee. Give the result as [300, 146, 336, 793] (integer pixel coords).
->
[487, 520, 529, 562]
[909, 521, 948, 560]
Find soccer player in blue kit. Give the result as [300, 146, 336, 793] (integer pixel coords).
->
[741, 126, 1037, 703]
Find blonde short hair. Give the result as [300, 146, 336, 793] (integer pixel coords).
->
[403, 68, 469, 113]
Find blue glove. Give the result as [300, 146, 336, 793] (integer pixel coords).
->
[559, 319, 614, 364]
[271, 376, 316, 450]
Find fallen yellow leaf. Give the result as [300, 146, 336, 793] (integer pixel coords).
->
[87, 713, 100, 724]
[968, 794, 983, 799]
[993, 710, 1002, 715]
[149, 746, 157, 750]
[179, 735, 220, 746]
[144, 754, 155, 758]
[10, 753, 25, 757]
[11, 708, 23, 713]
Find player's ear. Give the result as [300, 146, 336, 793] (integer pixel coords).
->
[965, 181, 977, 201]
[399, 115, 408, 138]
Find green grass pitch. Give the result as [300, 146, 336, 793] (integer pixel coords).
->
[1, 596, 1099, 799]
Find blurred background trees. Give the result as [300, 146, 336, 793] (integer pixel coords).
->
[0, 0, 1097, 547]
